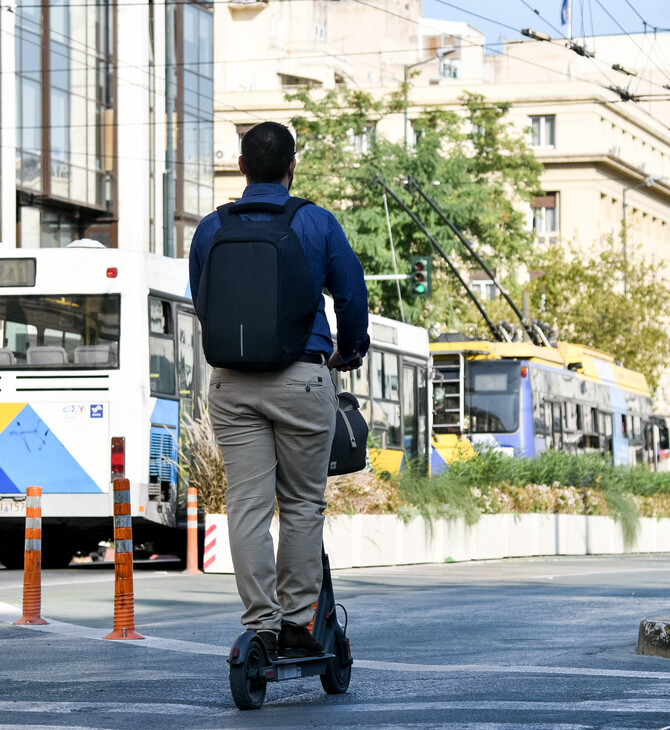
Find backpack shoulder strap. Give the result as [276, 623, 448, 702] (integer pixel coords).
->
[216, 202, 236, 226]
[279, 197, 313, 224]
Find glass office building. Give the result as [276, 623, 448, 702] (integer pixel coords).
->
[13, 1, 213, 255]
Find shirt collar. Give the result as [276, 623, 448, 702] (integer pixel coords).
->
[240, 183, 290, 201]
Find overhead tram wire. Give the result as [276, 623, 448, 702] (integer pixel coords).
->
[591, 0, 670, 88]
[6, 1, 668, 136]
[403, 175, 547, 347]
[426, 0, 670, 98]
[514, 0, 670, 105]
[371, 175, 509, 344]
[6, 2, 663, 103]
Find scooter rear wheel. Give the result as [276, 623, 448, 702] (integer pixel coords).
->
[320, 656, 351, 694]
[229, 642, 267, 710]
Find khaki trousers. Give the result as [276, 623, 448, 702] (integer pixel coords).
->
[208, 360, 337, 632]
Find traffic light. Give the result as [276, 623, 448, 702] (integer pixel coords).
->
[410, 256, 432, 297]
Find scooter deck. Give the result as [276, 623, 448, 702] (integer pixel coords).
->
[262, 653, 335, 682]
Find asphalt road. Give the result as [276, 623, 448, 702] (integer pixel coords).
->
[2, 554, 670, 729]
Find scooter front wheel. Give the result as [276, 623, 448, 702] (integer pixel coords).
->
[229, 641, 267, 710]
[320, 655, 351, 694]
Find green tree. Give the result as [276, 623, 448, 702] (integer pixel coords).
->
[287, 87, 543, 330]
[528, 241, 670, 391]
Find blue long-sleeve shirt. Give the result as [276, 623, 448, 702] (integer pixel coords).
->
[189, 183, 370, 363]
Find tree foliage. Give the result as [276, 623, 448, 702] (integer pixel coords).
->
[287, 86, 543, 330]
[528, 241, 670, 392]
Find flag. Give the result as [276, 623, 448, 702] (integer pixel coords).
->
[561, 0, 569, 25]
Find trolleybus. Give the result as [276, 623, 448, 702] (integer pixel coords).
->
[430, 336, 660, 473]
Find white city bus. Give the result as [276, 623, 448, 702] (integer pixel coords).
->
[0, 243, 432, 567]
[0, 243, 207, 567]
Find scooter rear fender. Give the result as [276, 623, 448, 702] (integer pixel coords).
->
[228, 630, 265, 666]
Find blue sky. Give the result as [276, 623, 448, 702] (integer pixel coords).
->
[422, 0, 669, 49]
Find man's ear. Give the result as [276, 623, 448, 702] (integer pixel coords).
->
[289, 157, 297, 176]
[238, 155, 246, 175]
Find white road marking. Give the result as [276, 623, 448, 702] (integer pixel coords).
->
[0, 701, 232, 717]
[2, 600, 669, 681]
[0, 725, 114, 730]
[0, 601, 228, 654]
[355, 658, 670, 680]
[2, 698, 670, 718]
[328, 699, 670, 713]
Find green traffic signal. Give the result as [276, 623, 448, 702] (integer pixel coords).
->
[410, 256, 432, 297]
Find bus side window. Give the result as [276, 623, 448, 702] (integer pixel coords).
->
[339, 355, 371, 426]
[372, 351, 401, 448]
[149, 298, 175, 395]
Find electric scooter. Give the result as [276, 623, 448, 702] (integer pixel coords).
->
[227, 545, 353, 710]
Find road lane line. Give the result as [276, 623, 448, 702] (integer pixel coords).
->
[355, 658, 670, 679]
[0, 725, 115, 730]
[0, 701, 233, 717]
[0, 600, 229, 654]
[3, 698, 670, 717]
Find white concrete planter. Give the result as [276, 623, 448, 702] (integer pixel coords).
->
[202, 512, 670, 573]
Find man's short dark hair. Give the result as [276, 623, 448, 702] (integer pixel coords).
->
[241, 122, 295, 184]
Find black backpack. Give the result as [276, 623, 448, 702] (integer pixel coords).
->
[196, 197, 319, 370]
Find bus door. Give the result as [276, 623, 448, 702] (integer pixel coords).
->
[177, 309, 196, 420]
[547, 401, 563, 450]
[402, 362, 428, 461]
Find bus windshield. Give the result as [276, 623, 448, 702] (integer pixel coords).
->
[0, 294, 120, 368]
[467, 361, 520, 433]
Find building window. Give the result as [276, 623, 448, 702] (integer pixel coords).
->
[178, 3, 214, 251]
[236, 124, 254, 155]
[533, 193, 558, 234]
[471, 279, 497, 300]
[15, 0, 114, 246]
[348, 124, 376, 155]
[15, 4, 43, 191]
[530, 115, 556, 148]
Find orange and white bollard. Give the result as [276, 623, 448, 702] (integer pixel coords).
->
[14, 486, 47, 626]
[103, 478, 143, 640]
[183, 487, 202, 574]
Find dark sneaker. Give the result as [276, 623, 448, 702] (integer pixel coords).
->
[257, 630, 278, 662]
[278, 622, 325, 658]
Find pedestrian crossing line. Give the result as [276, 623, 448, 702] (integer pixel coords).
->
[2, 698, 670, 719]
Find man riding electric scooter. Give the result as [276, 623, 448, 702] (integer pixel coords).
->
[189, 121, 369, 671]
